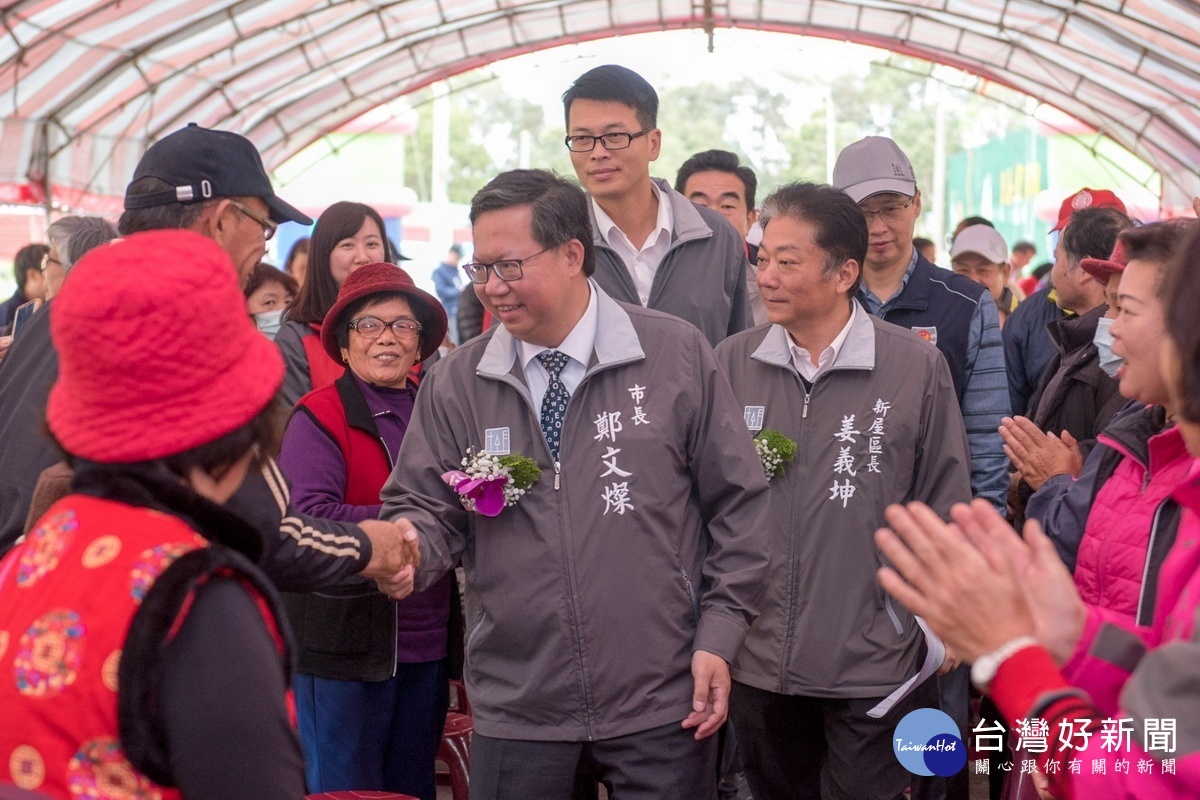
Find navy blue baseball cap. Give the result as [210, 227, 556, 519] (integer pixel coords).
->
[124, 123, 312, 226]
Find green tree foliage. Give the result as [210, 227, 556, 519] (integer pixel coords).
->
[403, 76, 566, 203]
[654, 83, 737, 179]
[780, 60, 1024, 197]
[656, 78, 793, 196]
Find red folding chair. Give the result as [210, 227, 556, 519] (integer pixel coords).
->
[437, 679, 473, 800]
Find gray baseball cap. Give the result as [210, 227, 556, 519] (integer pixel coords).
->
[832, 136, 917, 203]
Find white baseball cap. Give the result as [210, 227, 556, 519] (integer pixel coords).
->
[832, 136, 917, 203]
[951, 225, 1009, 265]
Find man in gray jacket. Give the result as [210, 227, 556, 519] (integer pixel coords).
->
[714, 183, 973, 800]
[563, 65, 752, 347]
[380, 169, 771, 799]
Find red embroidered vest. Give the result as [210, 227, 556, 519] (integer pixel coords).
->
[0, 495, 286, 799]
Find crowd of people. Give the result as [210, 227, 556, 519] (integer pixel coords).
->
[0, 61, 1196, 800]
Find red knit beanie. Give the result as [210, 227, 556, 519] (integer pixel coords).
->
[47, 230, 284, 463]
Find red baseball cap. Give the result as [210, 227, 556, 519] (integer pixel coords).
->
[48, 230, 284, 463]
[1052, 188, 1127, 232]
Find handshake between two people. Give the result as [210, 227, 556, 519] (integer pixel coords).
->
[357, 518, 424, 600]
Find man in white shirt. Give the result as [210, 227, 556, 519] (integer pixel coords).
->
[675, 149, 765, 326]
[562, 65, 752, 346]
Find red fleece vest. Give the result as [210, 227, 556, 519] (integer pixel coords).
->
[299, 322, 347, 395]
[297, 383, 393, 504]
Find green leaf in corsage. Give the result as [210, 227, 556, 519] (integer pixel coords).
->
[753, 428, 798, 481]
[497, 454, 541, 492]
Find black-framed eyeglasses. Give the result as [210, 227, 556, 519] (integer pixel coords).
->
[39, 253, 62, 272]
[461, 246, 552, 284]
[347, 316, 422, 340]
[564, 129, 653, 153]
[229, 199, 278, 241]
[859, 200, 914, 225]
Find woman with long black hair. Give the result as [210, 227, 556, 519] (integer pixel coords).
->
[276, 201, 390, 406]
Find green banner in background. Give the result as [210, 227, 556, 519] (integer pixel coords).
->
[947, 129, 1047, 253]
[947, 128, 1159, 262]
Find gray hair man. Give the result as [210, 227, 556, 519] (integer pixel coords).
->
[0, 215, 119, 542]
[43, 216, 120, 299]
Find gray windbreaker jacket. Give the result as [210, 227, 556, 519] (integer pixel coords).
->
[589, 178, 752, 347]
[714, 306, 972, 698]
[380, 284, 771, 741]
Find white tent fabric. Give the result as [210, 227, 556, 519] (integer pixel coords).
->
[0, 0, 1197, 212]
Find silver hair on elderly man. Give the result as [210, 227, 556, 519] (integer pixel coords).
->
[44, 216, 120, 299]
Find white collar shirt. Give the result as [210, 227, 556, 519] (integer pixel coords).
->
[518, 283, 598, 413]
[788, 301, 858, 383]
[591, 182, 673, 306]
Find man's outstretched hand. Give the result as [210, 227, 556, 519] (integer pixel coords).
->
[358, 518, 421, 578]
[359, 518, 422, 600]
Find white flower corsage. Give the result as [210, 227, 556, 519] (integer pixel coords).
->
[753, 429, 798, 481]
[441, 449, 541, 517]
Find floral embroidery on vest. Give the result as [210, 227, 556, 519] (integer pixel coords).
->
[14, 609, 86, 697]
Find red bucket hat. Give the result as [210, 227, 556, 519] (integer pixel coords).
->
[1080, 238, 1129, 285]
[47, 230, 284, 463]
[1052, 188, 1128, 232]
[321, 262, 449, 364]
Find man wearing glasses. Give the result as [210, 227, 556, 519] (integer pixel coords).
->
[120, 122, 287, 283]
[0, 220, 116, 553]
[834, 136, 1010, 800]
[381, 169, 770, 799]
[562, 65, 752, 347]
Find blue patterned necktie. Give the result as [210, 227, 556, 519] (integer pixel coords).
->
[537, 350, 571, 462]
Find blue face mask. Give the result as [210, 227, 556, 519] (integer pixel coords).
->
[254, 309, 285, 340]
[1093, 316, 1123, 378]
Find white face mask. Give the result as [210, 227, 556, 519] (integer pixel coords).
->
[254, 309, 285, 340]
[1093, 316, 1123, 378]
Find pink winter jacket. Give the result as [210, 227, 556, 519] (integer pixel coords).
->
[991, 458, 1200, 799]
[1073, 424, 1191, 621]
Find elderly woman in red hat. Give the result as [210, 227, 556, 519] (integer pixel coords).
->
[276, 201, 395, 407]
[0, 230, 305, 799]
[278, 262, 452, 799]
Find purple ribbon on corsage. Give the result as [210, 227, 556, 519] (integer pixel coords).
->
[442, 470, 508, 517]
